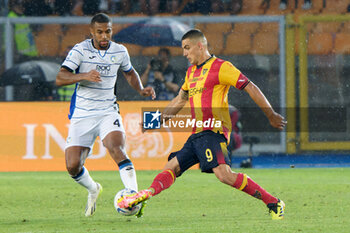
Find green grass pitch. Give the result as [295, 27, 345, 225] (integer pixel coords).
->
[1, 168, 350, 233]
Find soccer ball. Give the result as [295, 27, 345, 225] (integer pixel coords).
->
[114, 188, 141, 216]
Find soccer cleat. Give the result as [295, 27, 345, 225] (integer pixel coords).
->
[117, 189, 152, 209]
[135, 200, 147, 218]
[267, 199, 285, 220]
[85, 182, 102, 217]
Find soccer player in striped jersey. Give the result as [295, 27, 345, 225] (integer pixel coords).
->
[118, 29, 286, 220]
[56, 13, 155, 217]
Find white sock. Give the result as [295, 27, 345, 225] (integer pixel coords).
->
[118, 159, 138, 191]
[72, 167, 97, 193]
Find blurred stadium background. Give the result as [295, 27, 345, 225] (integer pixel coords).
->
[1, 0, 350, 170]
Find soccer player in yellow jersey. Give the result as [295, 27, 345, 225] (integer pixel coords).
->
[118, 29, 286, 220]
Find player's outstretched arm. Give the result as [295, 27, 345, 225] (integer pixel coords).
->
[56, 68, 102, 86]
[123, 69, 156, 99]
[244, 82, 287, 130]
[161, 89, 188, 122]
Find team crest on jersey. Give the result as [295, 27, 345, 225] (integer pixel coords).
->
[203, 69, 208, 75]
[96, 64, 111, 75]
[111, 55, 117, 63]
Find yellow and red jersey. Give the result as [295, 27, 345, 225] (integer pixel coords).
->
[181, 56, 249, 139]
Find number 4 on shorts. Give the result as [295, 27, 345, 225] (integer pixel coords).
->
[114, 119, 120, 127]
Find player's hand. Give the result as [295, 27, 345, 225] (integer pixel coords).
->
[268, 112, 287, 130]
[85, 70, 102, 83]
[140, 86, 156, 100]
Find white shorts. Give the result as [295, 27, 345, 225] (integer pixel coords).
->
[66, 111, 125, 150]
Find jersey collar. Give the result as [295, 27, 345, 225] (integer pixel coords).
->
[197, 55, 215, 69]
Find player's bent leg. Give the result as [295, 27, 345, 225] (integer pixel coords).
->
[65, 146, 89, 176]
[102, 131, 128, 163]
[163, 156, 182, 177]
[213, 164, 237, 186]
[231, 172, 279, 205]
[213, 164, 284, 219]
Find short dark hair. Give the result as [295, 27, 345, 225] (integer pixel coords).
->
[90, 13, 111, 26]
[181, 29, 204, 41]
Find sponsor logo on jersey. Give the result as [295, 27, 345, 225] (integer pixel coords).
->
[189, 87, 206, 97]
[96, 64, 111, 75]
[189, 76, 204, 82]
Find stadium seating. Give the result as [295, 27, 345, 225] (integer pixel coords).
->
[240, 0, 264, 15]
[141, 46, 159, 56]
[341, 21, 350, 33]
[35, 24, 61, 57]
[259, 22, 279, 34]
[307, 32, 334, 55]
[167, 47, 183, 56]
[204, 23, 233, 34]
[263, 0, 293, 14]
[123, 43, 142, 56]
[232, 22, 261, 34]
[195, 23, 207, 32]
[321, 0, 348, 14]
[293, 12, 316, 53]
[205, 31, 225, 54]
[112, 24, 130, 34]
[302, 0, 324, 10]
[223, 32, 251, 55]
[251, 32, 279, 54]
[313, 22, 342, 33]
[293, 11, 316, 30]
[293, 0, 324, 14]
[31, 0, 350, 58]
[125, 13, 148, 17]
[141, 46, 183, 57]
[264, 8, 289, 15]
[334, 33, 350, 54]
[60, 24, 90, 54]
[154, 13, 174, 17]
[180, 12, 203, 17]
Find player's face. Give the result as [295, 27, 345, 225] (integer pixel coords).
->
[182, 38, 201, 65]
[90, 22, 113, 50]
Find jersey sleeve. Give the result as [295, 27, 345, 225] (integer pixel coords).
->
[219, 61, 250, 90]
[120, 45, 133, 72]
[62, 44, 84, 72]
